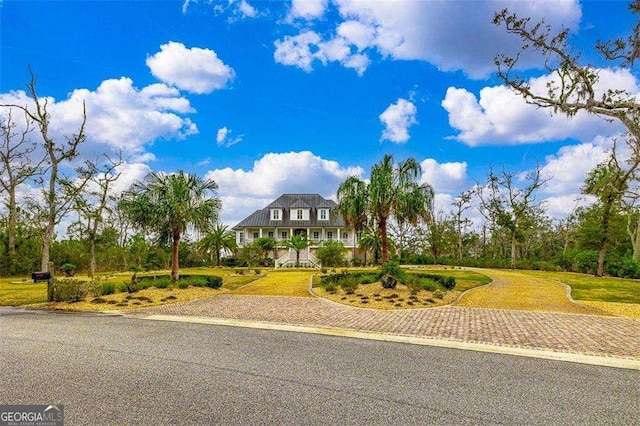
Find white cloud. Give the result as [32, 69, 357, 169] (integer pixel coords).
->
[420, 159, 468, 193]
[274, 31, 321, 72]
[110, 162, 153, 195]
[216, 126, 243, 147]
[379, 98, 417, 143]
[274, 30, 371, 75]
[288, 0, 328, 21]
[146, 41, 235, 94]
[0, 78, 197, 156]
[275, 0, 580, 78]
[238, 0, 257, 18]
[442, 68, 636, 146]
[205, 151, 363, 225]
[541, 137, 612, 196]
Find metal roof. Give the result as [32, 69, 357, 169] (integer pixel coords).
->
[233, 194, 345, 229]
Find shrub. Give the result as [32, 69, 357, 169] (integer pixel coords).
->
[324, 282, 337, 293]
[576, 250, 599, 274]
[254, 269, 261, 275]
[340, 277, 359, 294]
[152, 277, 171, 289]
[205, 275, 223, 289]
[235, 268, 244, 275]
[316, 240, 347, 267]
[381, 261, 404, 280]
[100, 282, 116, 296]
[404, 274, 422, 295]
[53, 279, 90, 302]
[409, 272, 456, 290]
[320, 267, 328, 274]
[177, 281, 190, 289]
[433, 289, 446, 300]
[60, 263, 76, 277]
[221, 257, 238, 267]
[381, 274, 397, 289]
[358, 274, 381, 284]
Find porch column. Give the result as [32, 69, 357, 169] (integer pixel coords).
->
[259, 228, 263, 238]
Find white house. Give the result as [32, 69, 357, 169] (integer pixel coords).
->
[232, 194, 358, 267]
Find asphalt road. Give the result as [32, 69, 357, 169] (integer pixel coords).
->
[1, 307, 638, 425]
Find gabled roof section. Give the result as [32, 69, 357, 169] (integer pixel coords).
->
[233, 193, 344, 230]
[290, 199, 311, 208]
[317, 199, 335, 208]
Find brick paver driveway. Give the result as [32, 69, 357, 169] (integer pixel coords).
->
[135, 294, 640, 360]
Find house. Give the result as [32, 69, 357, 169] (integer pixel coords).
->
[232, 194, 358, 267]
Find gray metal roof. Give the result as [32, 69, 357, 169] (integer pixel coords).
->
[233, 194, 345, 229]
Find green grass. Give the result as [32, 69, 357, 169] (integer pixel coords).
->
[0, 277, 48, 306]
[0, 268, 263, 306]
[411, 268, 492, 292]
[522, 270, 640, 304]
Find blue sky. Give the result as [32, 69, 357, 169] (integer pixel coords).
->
[1, 0, 637, 227]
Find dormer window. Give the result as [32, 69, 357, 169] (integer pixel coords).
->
[297, 209, 303, 220]
[271, 209, 281, 221]
[318, 209, 328, 220]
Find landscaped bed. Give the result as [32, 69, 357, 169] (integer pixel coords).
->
[312, 266, 491, 309]
[0, 268, 263, 311]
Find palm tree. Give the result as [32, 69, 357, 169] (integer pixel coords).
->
[358, 227, 394, 266]
[121, 171, 221, 282]
[254, 236, 277, 266]
[283, 233, 310, 267]
[368, 154, 433, 264]
[336, 176, 369, 264]
[199, 224, 237, 266]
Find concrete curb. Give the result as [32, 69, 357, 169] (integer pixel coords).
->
[136, 313, 640, 371]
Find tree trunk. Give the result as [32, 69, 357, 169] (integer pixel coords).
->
[627, 215, 640, 262]
[510, 230, 517, 269]
[171, 230, 180, 282]
[379, 217, 389, 265]
[596, 203, 613, 277]
[89, 236, 96, 278]
[352, 226, 357, 265]
[7, 186, 17, 274]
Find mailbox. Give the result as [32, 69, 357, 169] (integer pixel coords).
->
[32, 271, 52, 282]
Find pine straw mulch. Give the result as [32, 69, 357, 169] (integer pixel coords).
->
[313, 282, 459, 310]
[30, 286, 229, 312]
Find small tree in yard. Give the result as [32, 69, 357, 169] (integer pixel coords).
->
[284, 234, 310, 267]
[316, 240, 346, 267]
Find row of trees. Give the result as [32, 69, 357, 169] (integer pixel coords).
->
[4, 3, 640, 278]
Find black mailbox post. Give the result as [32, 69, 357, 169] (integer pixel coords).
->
[33, 267, 54, 301]
[32, 271, 52, 282]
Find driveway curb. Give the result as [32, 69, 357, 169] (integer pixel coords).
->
[136, 313, 640, 371]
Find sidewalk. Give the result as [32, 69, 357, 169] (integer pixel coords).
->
[132, 294, 640, 367]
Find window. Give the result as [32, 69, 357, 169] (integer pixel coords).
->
[327, 231, 333, 240]
[342, 232, 348, 239]
[319, 209, 328, 220]
[297, 209, 303, 220]
[281, 231, 288, 239]
[253, 232, 259, 239]
[239, 233, 244, 243]
[268, 231, 274, 238]
[313, 231, 319, 240]
[272, 209, 280, 220]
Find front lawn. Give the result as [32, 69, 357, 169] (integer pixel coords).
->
[0, 268, 263, 309]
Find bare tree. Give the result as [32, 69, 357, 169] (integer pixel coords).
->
[0, 109, 46, 273]
[476, 165, 549, 269]
[2, 68, 89, 272]
[494, 5, 640, 138]
[71, 153, 123, 277]
[451, 190, 473, 260]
